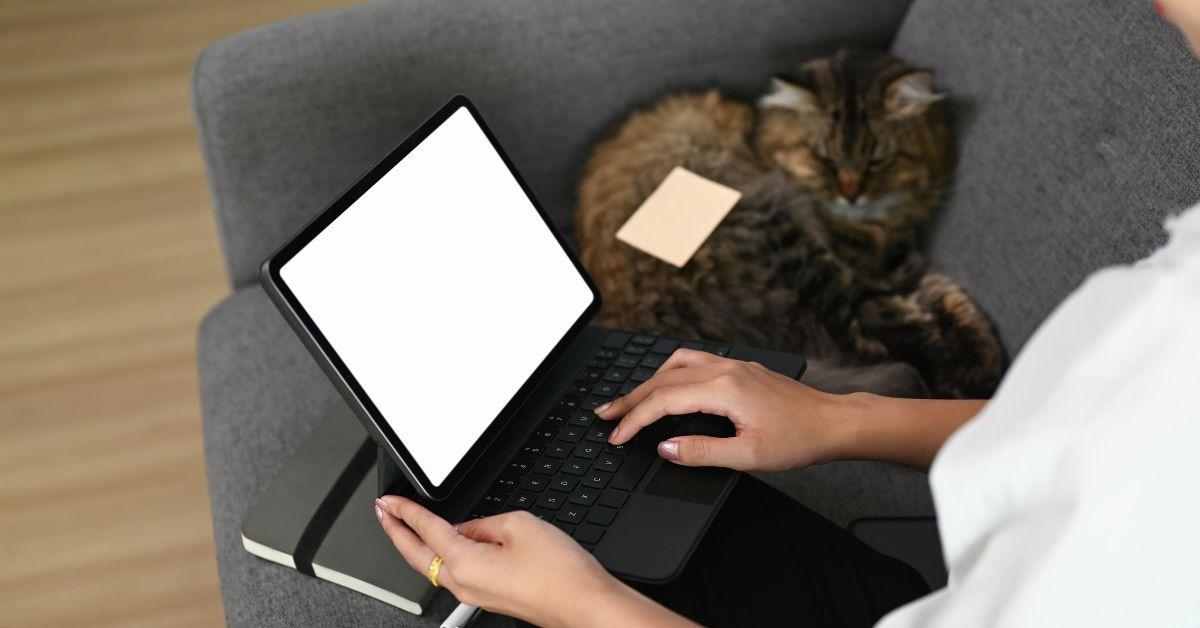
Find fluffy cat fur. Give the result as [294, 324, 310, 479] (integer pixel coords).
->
[575, 49, 1005, 398]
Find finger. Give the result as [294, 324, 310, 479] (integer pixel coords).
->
[375, 498, 466, 590]
[596, 361, 726, 421]
[658, 435, 755, 470]
[375, 498, 438, 574]
[456, 511, 525, 545]
[378, 495, 465, 559]
[609, 380, 737, 445]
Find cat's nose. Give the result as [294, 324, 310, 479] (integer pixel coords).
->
[836, 170, 863, 202]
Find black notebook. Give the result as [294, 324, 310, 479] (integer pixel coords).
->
[241, 402, 437, 614]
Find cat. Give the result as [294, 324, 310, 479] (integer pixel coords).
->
[575, 49, 1005, 399]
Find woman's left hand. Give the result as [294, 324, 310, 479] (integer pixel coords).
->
[374, 495, 693, 628]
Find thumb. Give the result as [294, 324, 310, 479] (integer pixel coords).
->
[657, 435, 751, 469]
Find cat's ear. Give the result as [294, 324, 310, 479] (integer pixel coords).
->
[758, 77, 820, 114]
[884, 71, 944, 119]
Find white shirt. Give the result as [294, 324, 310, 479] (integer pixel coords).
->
[878, 204, 1200, 628]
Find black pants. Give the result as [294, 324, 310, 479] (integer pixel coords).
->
[634, 477, 930, 627]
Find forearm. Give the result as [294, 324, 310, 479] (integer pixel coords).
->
[826, 392, 986, 471]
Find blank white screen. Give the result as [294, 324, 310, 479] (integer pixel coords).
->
[280, 107, 593, 486]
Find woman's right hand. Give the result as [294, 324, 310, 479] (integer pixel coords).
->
[595, 349, 850, 472]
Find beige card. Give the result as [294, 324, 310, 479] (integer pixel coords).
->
[615, 166, 742, 268]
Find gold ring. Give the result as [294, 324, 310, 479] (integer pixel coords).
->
[427, 555, 444, 588]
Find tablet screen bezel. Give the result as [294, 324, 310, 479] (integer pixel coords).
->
[260, 95, 602, 500]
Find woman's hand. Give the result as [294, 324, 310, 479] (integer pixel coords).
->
[374, 496, 695, 628]
[595, 349, 847, 472]
[596, 348, 987, 472]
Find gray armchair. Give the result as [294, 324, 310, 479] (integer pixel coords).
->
[193, 0, 1199, 624]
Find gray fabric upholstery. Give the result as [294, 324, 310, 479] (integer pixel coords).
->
[194, 1, 920, 623]
[892, 0, 1200, 354]
[196, 0, 1200, 624]
[194, 0, 917, 289]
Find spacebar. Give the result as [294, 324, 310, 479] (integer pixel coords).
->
[610, 448, 655, 491]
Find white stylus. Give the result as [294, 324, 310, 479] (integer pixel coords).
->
[440, 603, 482, 628]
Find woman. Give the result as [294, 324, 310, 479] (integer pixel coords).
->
[375, 5, 1200, 626]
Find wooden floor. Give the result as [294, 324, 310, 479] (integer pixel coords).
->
[0, 1, 358, 625]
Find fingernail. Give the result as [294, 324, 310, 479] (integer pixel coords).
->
[374, 498, 387, 521]
[658, 440, 679, 460]
[595, 402, 611, 415]
[608, 425, 621, 443]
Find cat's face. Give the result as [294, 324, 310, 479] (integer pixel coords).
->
[754, 50, 952, 229]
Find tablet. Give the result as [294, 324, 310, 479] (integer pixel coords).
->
[260, 96, 601, 500]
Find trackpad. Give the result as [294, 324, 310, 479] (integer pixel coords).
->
[643, 461, 732, 505]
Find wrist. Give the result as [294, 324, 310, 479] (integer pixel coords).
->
[560, 573, 692, 628]
[815, 390, 880, 463]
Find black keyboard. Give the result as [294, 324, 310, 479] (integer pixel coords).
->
[467, 331, 730, 551]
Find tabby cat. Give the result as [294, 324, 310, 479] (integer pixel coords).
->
[575, 49, 1004, 398]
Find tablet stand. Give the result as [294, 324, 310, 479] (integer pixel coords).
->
[376, 444, 415, 498]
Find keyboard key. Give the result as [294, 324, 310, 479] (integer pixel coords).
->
[631, 334, 655, 346]
[614, 355, 641, 369]
[480, 492, 507, 509]
[508, 461, 532, 476]
[561, 459, 590, 476]
[544, 443, 572, 459]
[569, 489, 598, 506]
[623, 345, 647, 356]
[494, 476, 518, 492]
[591, 382, 619, 397]
[611, 449, 654, 491]
[709, 345, 731, 357]
[557, 398, 581, 412]
[594, 453, 622, 472]
[618, 382, 637, 396]
[537, 493, 566, 509]
[557, 507, 588, 524]
[604, 442, 629, 456]
[682, 341, 705, 351]
[566, 382, 591, 396]
[468, 510, 494, 520]
[581, 472, 611, 489]
[531, 507, 557, 521]
[586, 506, 618, 526]
[597, 490, 629, 509]
[585, 426, 611, 443]
[517, 444, 544, 459]
[640, 354, 667, 369]
[651, 338, 679, 354]
[574, 443, 601, 459]
[603, 369, 630, 383]
[531, 430, 555, 443]
[580, 369, 603, 382]
[602, 332, 631, 349]
[553, 521, 577, 535]
[569, 413, 596, 428]
[508, 491, 537, 509]
[543, 413, 567, 427]
[559, 428, 585, 443]
[594, 349, 618, 360]
[520, 475, 549, 492]
[549, 476, 578, 493]
[630, 368, 655, 383]
[587, 359, 611, 369]
[582, 397, 606, 411]
[573, 523, 606, 544]
[534, 460, 561, 475]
